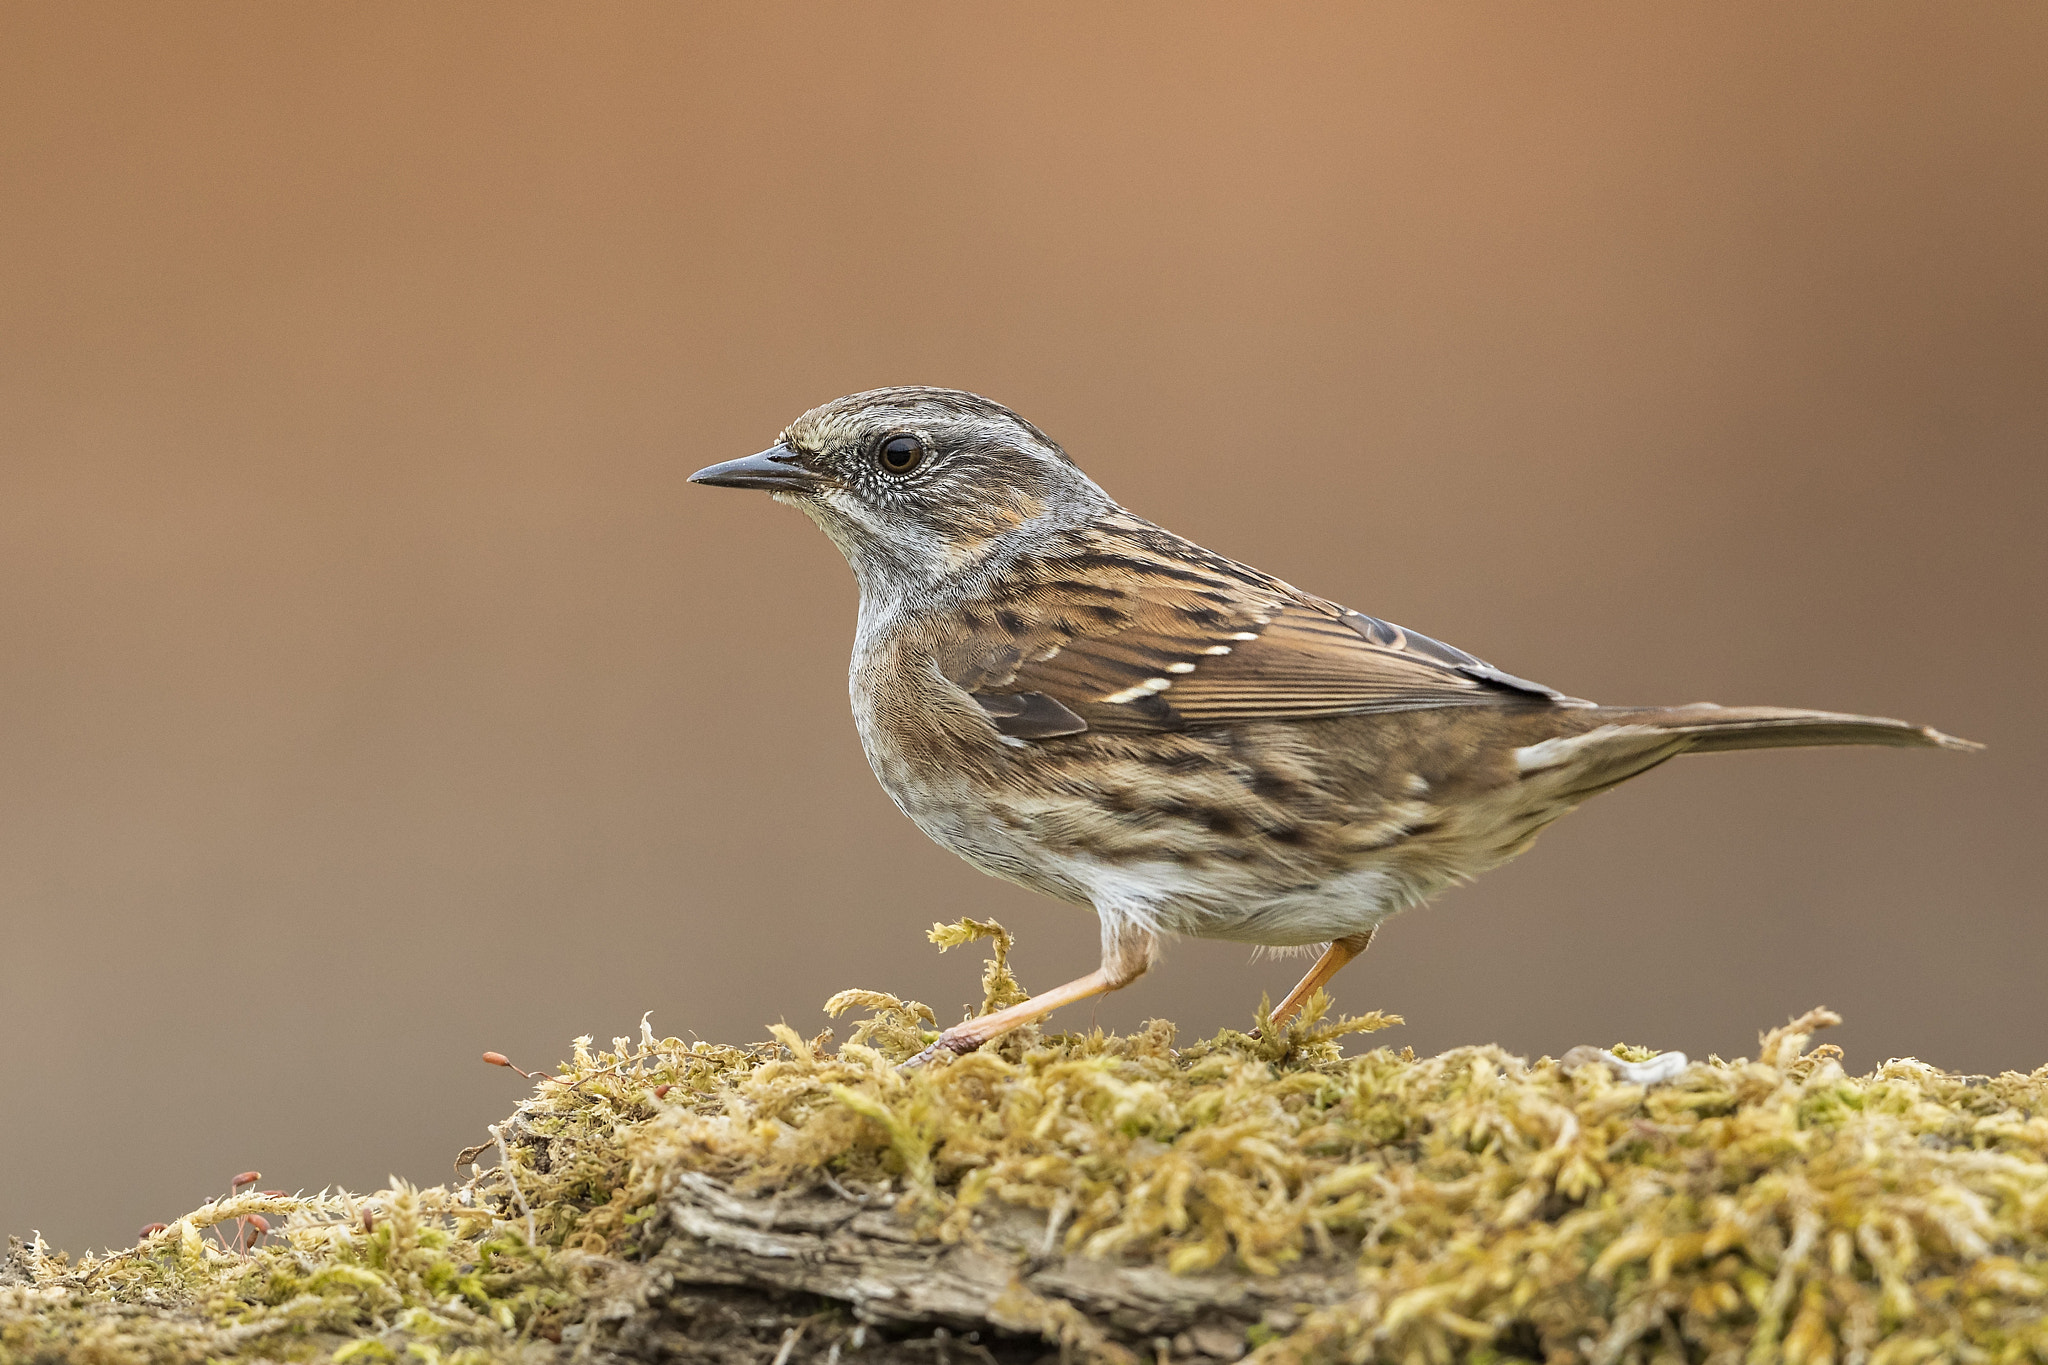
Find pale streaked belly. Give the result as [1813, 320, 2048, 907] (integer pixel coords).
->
[869, 756, 1475, 948]
[853, 680, 1587, 949]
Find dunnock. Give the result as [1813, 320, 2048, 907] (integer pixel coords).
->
[691, 388, 1976, 1065]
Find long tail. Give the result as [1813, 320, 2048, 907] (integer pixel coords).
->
[1612, 703, 1981, 754]
[1509, 703, 1978, 807]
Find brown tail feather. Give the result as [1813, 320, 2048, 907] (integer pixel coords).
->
[1612, 704, 1981, 755]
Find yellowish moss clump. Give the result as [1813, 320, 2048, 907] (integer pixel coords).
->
[6, 921, 2047, 1364]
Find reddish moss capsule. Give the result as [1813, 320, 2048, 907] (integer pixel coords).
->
[652, 1084, 671, 1099]
[232, 1171, 261, 1189]
[482, 1051, 511, 1067]
[139, 1223, 168, 1239]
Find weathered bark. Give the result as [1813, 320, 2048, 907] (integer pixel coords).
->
[576, 1173, 1357, 1364]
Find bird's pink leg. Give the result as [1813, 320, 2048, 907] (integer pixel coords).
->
[1269, 929, 1377, 1027]
[901, 926, 1158, 1068]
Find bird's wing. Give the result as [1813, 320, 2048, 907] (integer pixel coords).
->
[936, 532, 1574, 737]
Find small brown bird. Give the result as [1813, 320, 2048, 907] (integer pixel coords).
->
[691, 388, 1977, 1065]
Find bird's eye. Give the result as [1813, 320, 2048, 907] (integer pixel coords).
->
[876, 433, 926, 474]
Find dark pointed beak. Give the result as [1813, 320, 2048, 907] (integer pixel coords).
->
[687, 445, 824, 493]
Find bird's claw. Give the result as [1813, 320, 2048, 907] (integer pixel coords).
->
[896, 1044, 941, 1072]
[896, 1032, 979, 1072]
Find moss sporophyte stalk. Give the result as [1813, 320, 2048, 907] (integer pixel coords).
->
[6, 920, 2046, 1364]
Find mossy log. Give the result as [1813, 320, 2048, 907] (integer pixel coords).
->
[582, 1171, 1352, 1362]
[7, 921, 2048, 1365]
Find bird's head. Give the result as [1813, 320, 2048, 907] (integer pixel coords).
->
[690, 388, 1110, 594]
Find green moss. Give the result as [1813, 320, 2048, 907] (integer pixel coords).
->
[8, 922, 2048, 1364]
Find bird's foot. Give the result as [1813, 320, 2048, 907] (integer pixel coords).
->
[896, 1029, 983, 1072]
[1561, 1045, 1690, 1086]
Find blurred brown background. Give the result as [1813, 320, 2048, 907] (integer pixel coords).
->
[3, 2, 2043, 1251]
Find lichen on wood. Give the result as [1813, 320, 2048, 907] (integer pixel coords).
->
[6, 921, 2047, 1364]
